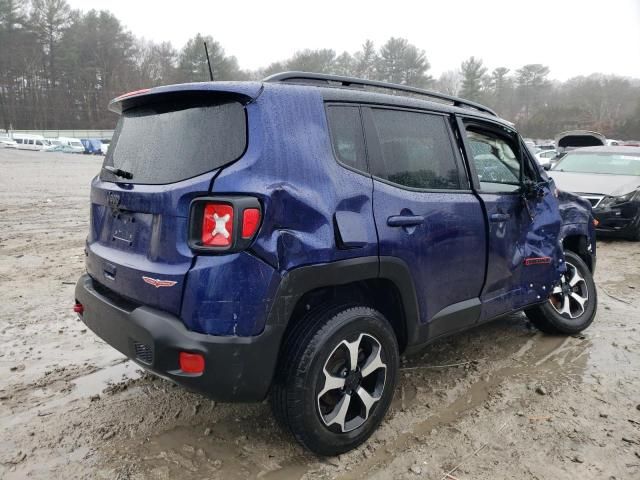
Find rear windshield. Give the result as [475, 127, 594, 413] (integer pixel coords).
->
[101, 99, 246, 184]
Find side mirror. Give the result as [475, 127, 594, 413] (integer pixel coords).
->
[543, 164, 551, 171]
[521, 180, 546, 201]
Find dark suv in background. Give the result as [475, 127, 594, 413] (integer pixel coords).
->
[75, 72, 597, 455]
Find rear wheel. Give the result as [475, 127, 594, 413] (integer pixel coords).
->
[271, 305, 399, 456]
[525, 251, 597, 334]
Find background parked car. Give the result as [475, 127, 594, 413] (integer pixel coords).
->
[549, 146, 640, 240]
[80, 138, 104, 154]
[55, 137, 85, 153]
[0, 138, 17, 148]
[535, 149, 558, 167]
[536, 143, 555, 151]
[555, 130, 606, 157]
[45, 143, 81, 153]
[12, 134, 49, 151]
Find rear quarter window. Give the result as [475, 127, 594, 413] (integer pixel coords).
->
[102, 99, 247, 185]
[326, 105, 368, 173]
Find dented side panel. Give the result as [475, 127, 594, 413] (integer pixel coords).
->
[511, 180, 565, 309]
[212, 84, 379, 271]
[479, 182, 566, 320]
[179, 84, 378, 336]
[180, 253, 281, 336]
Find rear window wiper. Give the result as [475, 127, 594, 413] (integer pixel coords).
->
[102, 165, 133, 180]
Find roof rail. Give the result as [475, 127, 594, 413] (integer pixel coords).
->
[263, 71, 498, 117]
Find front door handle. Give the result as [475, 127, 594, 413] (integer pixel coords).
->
[387, 215, 425, 227]
[489, 213, 511, 222]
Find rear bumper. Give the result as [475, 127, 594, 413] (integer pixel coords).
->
[75, 274, 284, 402]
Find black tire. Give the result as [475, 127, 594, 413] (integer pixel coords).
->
[626, 219, 640, 241]
[271, 305, 399, 456]
[525, 251, 597, 334]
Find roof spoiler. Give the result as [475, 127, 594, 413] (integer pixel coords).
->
[108, 82, 264, 114]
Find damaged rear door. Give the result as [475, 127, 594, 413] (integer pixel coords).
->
[457, 117, 564, 321]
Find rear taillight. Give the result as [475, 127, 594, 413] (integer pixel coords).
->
[242, 208, 261, 239]
[189, 197, 262, 253]
[202, 204, 234, 247]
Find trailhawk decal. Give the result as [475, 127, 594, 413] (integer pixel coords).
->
[142, 276, 178, 288]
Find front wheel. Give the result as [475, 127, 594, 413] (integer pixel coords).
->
[525, 250, 597, 334]
[271, 305, 399, 456]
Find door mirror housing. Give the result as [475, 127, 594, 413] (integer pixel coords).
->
[521, 179, 546, 201]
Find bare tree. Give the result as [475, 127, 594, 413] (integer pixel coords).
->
[434, 70, 461, 96]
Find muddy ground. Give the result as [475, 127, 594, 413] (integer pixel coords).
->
[0, 148, 639, 480]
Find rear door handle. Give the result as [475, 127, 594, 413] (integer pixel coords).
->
[490, 213, 511, 222]
[387, 215, 425, 227]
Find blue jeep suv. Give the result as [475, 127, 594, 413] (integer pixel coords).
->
[75, 72, 597, 455]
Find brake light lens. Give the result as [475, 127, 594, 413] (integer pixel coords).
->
[242, 208, 261, 238]
[202, 204, 233, 247]
[189, 197, 261, 253]
[179, 352, 205, 374]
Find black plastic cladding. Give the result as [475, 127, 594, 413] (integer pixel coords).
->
[188, 196, 262, 254]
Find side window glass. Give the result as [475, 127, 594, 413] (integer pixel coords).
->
[326, 105, 367, 173]
[466, 128, 520, 192]
[371, 109, 460, 190]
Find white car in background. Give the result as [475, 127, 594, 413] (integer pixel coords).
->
[535, 149, 558, 167]
[12, 134, 50, 151]
[0, 138, 18, 148]
[55, 137, 85, 153]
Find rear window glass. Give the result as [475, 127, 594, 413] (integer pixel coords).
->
[101, 99, 246, 184]
[370, 109, 461, 190]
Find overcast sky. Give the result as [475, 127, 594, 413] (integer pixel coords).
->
[68, 0, 640, 80]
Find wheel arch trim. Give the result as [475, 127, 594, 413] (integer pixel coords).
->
[265, 256, 421, 346]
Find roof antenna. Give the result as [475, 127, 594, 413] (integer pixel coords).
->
[203, 41, 214, 81]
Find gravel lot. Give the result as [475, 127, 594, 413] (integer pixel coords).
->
[1, 148, 639, 479]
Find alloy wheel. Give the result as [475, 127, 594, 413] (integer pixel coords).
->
[316, 333, 387, 433]
[549, 261, 589, 319]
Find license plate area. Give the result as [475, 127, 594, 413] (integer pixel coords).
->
[112, 213, 137, 247]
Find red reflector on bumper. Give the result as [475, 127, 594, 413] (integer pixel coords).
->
[179, 352, 205, 374]
[73, 303, 84, 314]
